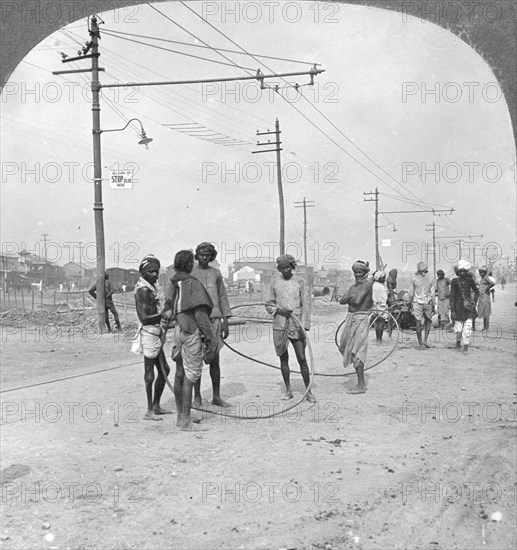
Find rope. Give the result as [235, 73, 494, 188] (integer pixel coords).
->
[157, 303, 315, 420]
[223, 304, 400, 378]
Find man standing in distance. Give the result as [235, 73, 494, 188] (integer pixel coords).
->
[436, 269, 451, 327]
[89, 272, 122, 333]
[407, 262, 435, 349]
[191, 242, 232, 408]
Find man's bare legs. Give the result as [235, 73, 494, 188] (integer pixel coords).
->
[416, 319, 431, 349]
[192, 356, 230, 408]
[143, 357, 162, 421]
[279, 349, 293, 400]
[174, 358, 206, 431]
[291, 339, 316, 403]
[347, 356, 367, 394]
[153, 352, 172, 415]
[193, 353, 230, 408]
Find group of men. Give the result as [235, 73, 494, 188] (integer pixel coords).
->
[126, 246, 499, 429]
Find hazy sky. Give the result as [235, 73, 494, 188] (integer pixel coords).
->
[1, 1, 515, 275]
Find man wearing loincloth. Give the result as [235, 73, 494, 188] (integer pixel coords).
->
[372, 270, 388, 344]
[164, 250, 215, 431]
[408, 262, 435, 349]
[339, 260, 373, 394]
[266, 254, 315, 403]
[477, 266, 495, 332]
[191, 242, 232, 408]
[133, 255, 172, 421]
[89, 272, 121, 333]
[436, 269, 451, 326]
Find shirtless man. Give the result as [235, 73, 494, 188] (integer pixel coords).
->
[164, 250, 215, 431]
[133, 255, 172, 421]
[339, 260, 373, 394]
[266, 254, 315, 403]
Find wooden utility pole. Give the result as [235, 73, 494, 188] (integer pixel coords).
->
[294, 197, 315, 284]
[41, 233, 48, 290]
[363, 189, 381, 270]
[425, 222, 437, 286]
[253, 119, 285, 254]
[53, 19, 325, 332]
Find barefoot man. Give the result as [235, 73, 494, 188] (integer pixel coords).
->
[164, 250, 216, 431]
[133, 255, 172, 421]
[407, 262, 435, 349]
[265, 254, 315, 403]
[339, 260, 373, 394]
[191, 242, 232, 408]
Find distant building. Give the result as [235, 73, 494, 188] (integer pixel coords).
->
[64, 261, 96, 289]
[18, 250, 65, 289]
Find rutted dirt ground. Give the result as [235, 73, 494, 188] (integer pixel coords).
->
[0, 286, 516, 550]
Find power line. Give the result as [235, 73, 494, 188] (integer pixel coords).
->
[102, 29, 256, 71]
[102, 27, 314, 66]
[180, 2, 446, 212]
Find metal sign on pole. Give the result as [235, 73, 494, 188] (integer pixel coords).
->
[110, 170, 134, 189]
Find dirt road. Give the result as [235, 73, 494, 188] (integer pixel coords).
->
[1, 286, 516, 549]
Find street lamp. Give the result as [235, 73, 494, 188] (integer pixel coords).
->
[378, 222, 397, 232]
[91, 114, 153, 333]
[97, 118, 154, 149]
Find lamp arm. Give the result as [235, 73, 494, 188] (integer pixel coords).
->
[99, 118, 144, 134]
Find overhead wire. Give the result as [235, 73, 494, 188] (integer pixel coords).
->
[102, 28, 315, 66]
[101, 29, 256, 71]
[179, 1, 450, 212]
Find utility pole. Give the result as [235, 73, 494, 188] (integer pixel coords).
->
[363, 188, 380, 270]
[435, 235, 483, 265]
[253, 119, 285, 254]
[41, 233, 48, 290]
[90, 16, 107, 332]
[54, 19, 324, 333]
[425, 222, 437, 286]
[78, 241, 82, 290]
[294, 197, 315, 281]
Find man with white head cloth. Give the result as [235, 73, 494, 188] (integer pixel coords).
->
[372, 270, 388, 343]
[450, 259, 480, 353]
[133, 254, 172, 421]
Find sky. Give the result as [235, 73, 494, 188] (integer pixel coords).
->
[1, 1, 515, 276]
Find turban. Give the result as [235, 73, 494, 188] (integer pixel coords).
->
[352, 260, 370, 272]
[373, 270, 386, 281]
[276, 254, 297, 269]
[456, 259, 471, 271]
[139, 254, 161, 273]
[417, 262, 428, 272]
[478, 265, 487, 272]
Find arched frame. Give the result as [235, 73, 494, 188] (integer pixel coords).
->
[0, 0, 515, 137]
